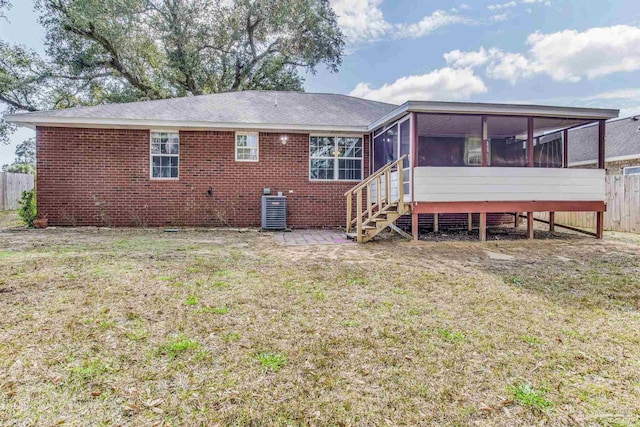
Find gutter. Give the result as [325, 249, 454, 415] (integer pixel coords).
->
[3, 115, 368, 133]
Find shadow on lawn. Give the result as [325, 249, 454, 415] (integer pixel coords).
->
[484, 249, 640, 311]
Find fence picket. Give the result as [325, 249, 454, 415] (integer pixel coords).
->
[535, 175, 640, 233]
[0, 172, 35, 210]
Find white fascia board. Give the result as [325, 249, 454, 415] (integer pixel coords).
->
[569, 154, 640, 167]
[367, 101, 620, 132]
[405, 101, 619, 120]
[568, 160, 597, 167]
[3, 115, 368, 133]
[605, 154, 640, 163]
[367, 104, 409, 132]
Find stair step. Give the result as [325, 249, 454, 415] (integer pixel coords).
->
[362, 225, 377, 230]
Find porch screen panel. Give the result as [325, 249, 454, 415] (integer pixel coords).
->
[535, 117, 596, 168]
[400, 120, 410, 168]
[399, 119, 411, 195]
[487, 116, 528, 167]
[415, 114, 482, 167]
[373, 124, 398, 171]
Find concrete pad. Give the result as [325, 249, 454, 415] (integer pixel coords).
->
[273, 229, 353, 246]
[485, 250, 515, 261]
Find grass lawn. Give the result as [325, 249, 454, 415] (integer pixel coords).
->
[1, 214, 640, 426]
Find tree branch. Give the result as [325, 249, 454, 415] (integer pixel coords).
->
[0, 94, 37, 112]
[46, 1, 163, 98]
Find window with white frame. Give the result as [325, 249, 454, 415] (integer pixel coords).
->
[236, 132, 259, 161]
[310, 136, 363, 181]
[150, 132, 179, 179]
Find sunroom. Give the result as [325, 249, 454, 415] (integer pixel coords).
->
[346, 102, 619, 242]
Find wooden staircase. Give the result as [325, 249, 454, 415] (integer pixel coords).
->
[345, 155, 410, 243]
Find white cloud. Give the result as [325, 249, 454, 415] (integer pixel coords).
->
[444, 47, 492, 68]
[490, 13, 511, 22]
[330, 0, 391, 44]
[349, 68, 487, 104]
[619, 106, 640, 118]
[586, 89, 640, 100]
[395, 10, 470, 39]
[330, 1, 471, 46]
[487, 1, 516, 11]
[485, 51, 532, 84]
[526, 26, 640, 81]
[583, 89, 640, 118]
[444, 25, 640, 84]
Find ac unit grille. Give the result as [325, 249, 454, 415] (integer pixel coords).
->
[261, 196, 287, 230]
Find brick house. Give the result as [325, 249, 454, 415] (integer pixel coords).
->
[6, 91, 618, 241]
[568, 116, 640, 175]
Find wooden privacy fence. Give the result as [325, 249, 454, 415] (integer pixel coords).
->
[536, 175, 640, 233]
[0, 172, 35, 210]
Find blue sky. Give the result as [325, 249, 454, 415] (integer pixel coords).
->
[2, 0, 640, 164]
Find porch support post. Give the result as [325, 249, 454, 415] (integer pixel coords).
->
[549, 212, 555, 232]
[479, 212, 487, 242]
[412, 209, 419, 241]
[481, 115, 489, 166]
[598, 119, 606, 170]
[514, 212, 520, 228]
[596, 119, 606, 239]
[468, 213, 473, 231]
[411, 112, 418, 204]
[527, 117, 534, 167]
[526, 212, 534, 239]
[563, 129, 569, 168]
[433, 213, 439, 232]
[596, 211, 604, 239]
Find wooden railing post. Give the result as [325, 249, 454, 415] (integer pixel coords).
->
[376, 175, 382, 208]
[346, 192, 352, 233]
[356, 190, 363, 243]
[366, 183, 372, 219]
[384, 169, 391, 204]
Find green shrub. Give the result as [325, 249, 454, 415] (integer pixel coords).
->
[18, 190, 37, 227]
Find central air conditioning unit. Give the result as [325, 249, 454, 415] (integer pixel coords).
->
[261, 196, 287, 230]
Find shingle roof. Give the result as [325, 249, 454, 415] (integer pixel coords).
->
[569, 116, 640, 164]
[5, 90, 397, 131]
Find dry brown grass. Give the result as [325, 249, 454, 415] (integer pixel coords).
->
[1, 216, 640, 426]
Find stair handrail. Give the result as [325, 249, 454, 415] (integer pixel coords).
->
[345, 155, 407, 241]
[343, 155, 407, 197]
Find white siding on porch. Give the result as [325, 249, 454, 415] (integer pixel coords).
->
[413, 167, 605, 202]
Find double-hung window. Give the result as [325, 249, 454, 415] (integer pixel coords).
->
[236, 132, 259, 161]
[151, 132, 179, 179]
[310, 136, 363, 181]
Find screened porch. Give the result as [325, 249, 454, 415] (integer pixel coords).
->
[355, 102, 618, 241]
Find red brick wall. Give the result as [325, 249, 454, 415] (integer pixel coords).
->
[36, 127, 369, 228]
